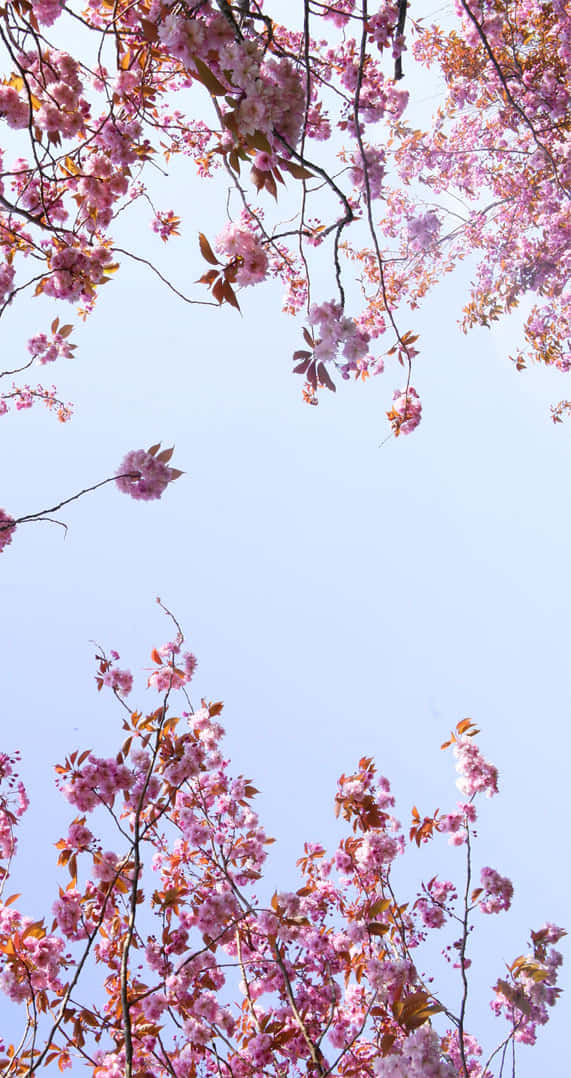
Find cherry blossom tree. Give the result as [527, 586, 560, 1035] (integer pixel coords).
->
[0, 2, 567, 1073]
[0, 622, 565, 1076]
[0, 0, 568, 433]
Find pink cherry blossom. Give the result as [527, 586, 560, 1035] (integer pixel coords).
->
[388, 387, 422, 435]
[216, 217, 269, 287]
[479, 866, 514, 914]
[152, 210, 180, 242]
[407, 211, 441, 252]
[0, 510, 16, 553]
[454, 736, 499, 798]
[373, 1025, 457, 1077]
[102, 668, 133, 695]
[28, 330, 75, 365]
[115, 447, 177, 501]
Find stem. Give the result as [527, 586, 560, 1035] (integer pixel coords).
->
[0, 356, 35, 379]
[120, 692, 173, 1077]
[355, 0, 413, 393]
[394, 0, 408, 80]
[270, 939, 326, 1074]
[2, 473, 139, 533]
[113, 247, 219, 306]
[457, 827, 473, 1078]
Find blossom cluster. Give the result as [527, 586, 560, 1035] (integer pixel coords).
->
[454, 736, 499, 798]
[28, 326, 75, 365]
[215, 215, 269, 287]
[152, 210, 181, 242]
[0, 908, 67, 1003]
[416, 878, 458, 929]
[373, 1025, 457, 1077]
[115, 444, 181, 501]
[308, 300, 372, 377]
[478, 867, 514, 915]
[387, 387, 422, 436]
[0, 751, 28, 863]
[0, 382, 73, 422]
[101, 666, 133, 696]
[0, 509, 16, 554]
[490, 924, 565, 1044]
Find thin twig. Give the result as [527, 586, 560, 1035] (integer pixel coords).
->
[4, 472, 139, 532]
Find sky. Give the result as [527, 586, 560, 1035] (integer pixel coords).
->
[1, 2, 570, 1074]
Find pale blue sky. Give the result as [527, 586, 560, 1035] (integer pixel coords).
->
[1, 4, 570, 1071]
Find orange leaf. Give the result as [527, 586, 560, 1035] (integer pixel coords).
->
[457, 717, 476, 735]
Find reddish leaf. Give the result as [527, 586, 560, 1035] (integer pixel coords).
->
[265, 172, 278, 199]
[221, 279, 240, 311]
[156, 446, 174, 463]
[368, 922, 390, 936]
[250, 165, 265, 192]
[279, 158, 314, 180]
[140, 18, 157, 41]
[247, 130, 272, 153]
[192, 56, 227, 96]
[198, 269, 220, 285]
[317, 362, 336, 392]
[198, 233, 219, 265]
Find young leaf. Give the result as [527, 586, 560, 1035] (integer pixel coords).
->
[192, 56, 227, 96]
[279, 158, 314, 180]
[140, 18, 158, 41]
[156, 446, 174, 463]
[198, 233, 219, 266]
[221, 279, 240, 311]
[317, 362, 336, 392]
